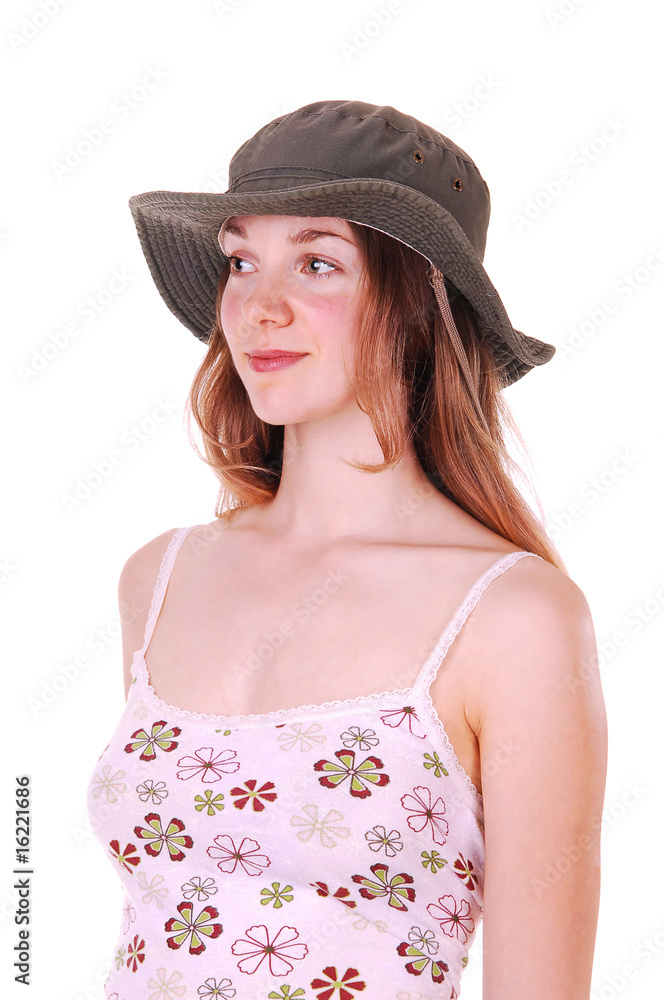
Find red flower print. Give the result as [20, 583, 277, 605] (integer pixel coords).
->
[453, 852, 479, 891]
[401, 785, 449, 845]
[427, 894, 476, 943]
[396, 928, 449, 983]
[108, 840, 140, 872]
[207, 835, 271, 876]
[310, 882, 357, 908]
[124, 720, 181, 761]
[396, 939, 448, 982]
[231, 924, 308, 976]
[379, 705, 426, 738]
[176, 746, 240, 782]
[133, 813, 193, 861]
[164, 901, 223, 955]
[313, 750, 389, 799]
[310, 966, 366, 999]
[351, 863, 415, 911]
[125, 933, 145, 972]
[230, 779, 277, 812]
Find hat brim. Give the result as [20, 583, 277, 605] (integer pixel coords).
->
[129, 178, 555, 387]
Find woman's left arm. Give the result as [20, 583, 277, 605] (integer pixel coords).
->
[471, 559, 608, 999]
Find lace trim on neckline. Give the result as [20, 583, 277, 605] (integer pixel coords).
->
[130, 653, 483, 811]
[132, 651, 412, 727]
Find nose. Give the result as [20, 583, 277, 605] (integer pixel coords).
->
[240, 270, 293, 329]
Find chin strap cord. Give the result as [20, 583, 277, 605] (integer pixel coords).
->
[428, 265, 491, 437]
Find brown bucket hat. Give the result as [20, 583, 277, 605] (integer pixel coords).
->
[128, 99, 555, 390]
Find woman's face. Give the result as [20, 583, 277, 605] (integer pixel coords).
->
[218, 215, 366, 427]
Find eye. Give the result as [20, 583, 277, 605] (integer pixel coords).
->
[302, 255, 337, 278]
[227, 254, 252, 273]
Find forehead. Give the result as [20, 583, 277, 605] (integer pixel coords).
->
[218, 215, 356, 245]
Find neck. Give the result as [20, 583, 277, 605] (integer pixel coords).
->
[250, 406, 448, 547]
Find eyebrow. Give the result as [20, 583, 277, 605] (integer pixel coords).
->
[218, 220, 355, 251]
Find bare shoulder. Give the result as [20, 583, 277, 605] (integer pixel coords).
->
[466, 554, 601, 725]
[117, 526, 182, 698]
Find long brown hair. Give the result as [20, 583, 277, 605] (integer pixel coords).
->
[185, 221, 565, 571]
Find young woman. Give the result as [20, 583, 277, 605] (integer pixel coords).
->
[87, 100, 607, 999]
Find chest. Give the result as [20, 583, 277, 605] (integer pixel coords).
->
[144, 541, 480, 720]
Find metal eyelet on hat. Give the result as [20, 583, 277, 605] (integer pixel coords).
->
[453, 177, 463, 191]
[412, 149, 424, 163]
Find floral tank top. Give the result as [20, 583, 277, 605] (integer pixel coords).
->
[86, 524, 541, 999]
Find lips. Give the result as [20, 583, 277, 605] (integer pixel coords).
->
[247, 352, 307, 373]
[248, 350, 306, 359]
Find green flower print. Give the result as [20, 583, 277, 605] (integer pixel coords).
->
[421, 850, 447, 873]
[194, 791, 225, 816]
[313, 750, 389, 799]
[351, 862, 415, 911]
[260, 882, 294, 908]
[268, 987, 306, 999]
[134, 813, 193, 862]
[422, 752, 449, 778]
[124, 721, 181, 761]
[114, 944, 126, 970]
[164, 902, 222, 956]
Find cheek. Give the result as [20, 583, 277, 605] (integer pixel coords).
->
[219, 290, 247, 349]
[310, 290, 362, 341]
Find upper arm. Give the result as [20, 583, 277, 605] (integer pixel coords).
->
[117, 528, 179, 699]
[468, 558, 608, 999]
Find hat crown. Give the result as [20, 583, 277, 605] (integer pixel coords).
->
[227, 100, 491, 260]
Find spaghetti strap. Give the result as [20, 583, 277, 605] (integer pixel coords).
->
[137, 525, 201, 660]
[412, 549, 543, 698]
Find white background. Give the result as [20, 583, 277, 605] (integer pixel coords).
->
[2, 1, 663, 998]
